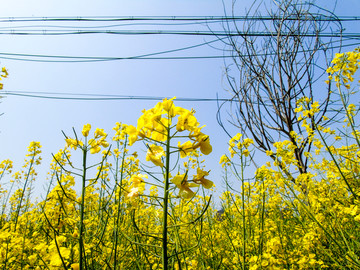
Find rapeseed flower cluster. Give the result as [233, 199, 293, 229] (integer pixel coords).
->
[326, 48, 360, 88]
[126, 97, 212, 155]
[125, 97, 213, 200]
[65, 124, 109, 154]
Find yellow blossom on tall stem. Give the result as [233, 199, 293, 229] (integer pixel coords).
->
[61, 124, 110, 269]
[171, 173, 198, 199]
[82, 124, 91, 137]
[178, 141, 194, 158]
[125, 125, 139, 145]
[128, 174, 147, 197]
[219, 154, 231, 167]
[193, 168, 213, 189]
[194, 133, 212, 155]
[94, 128, 106, 139]
[65, 138, 83, 150]
[146, 145, 165, 167]
[125, 97, 213, 269]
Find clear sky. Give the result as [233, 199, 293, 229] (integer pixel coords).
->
[0, 0, 359, 202]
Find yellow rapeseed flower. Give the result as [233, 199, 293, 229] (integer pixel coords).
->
[176, 109, 199, 132]
[146, 145, 165, 167]
[82, 123, 91, 137]
[193, 168, 213, 189]
[178, 141, 194, 158]
[171, 173, 198, 199]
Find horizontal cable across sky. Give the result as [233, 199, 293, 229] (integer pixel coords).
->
[0, 30, 359, 37]
[0, 15, 359, 22]
[0, 14, 358, 102]
[0, 91, 346, 108]
[0, 14, 356, 62]
[1, 91, 229, 101]
[0, 14, 356, 36]
[0, 39, 358, 62]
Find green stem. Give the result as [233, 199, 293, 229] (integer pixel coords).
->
[241, 154, 246, 270]
[14, 153, 35, 232]
[79, 147, 87, 270]
[162, 125, 171, 269]
[114, 137, 127, 269]
[337, 85, 360, 147]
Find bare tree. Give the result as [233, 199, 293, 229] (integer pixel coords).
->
[217, 0, 342, 178]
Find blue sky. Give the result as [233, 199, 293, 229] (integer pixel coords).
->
[0, 0, 359, 201]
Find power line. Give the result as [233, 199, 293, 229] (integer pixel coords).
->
[0, 15, 354, 63]
[0, 37, 227, 62]
[1, 91, 230, 102]
[0, 15, 359, 22]
[0, 39, 358, 63]
[0, 30, 359, 37]
[0, 21, 219, 31]
[0, 15, 354, 34]
[0, 55, 229, 62]
[0, 91, 347, 108]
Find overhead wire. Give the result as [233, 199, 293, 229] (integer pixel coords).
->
[0, 91, 230, 102]
[0, 15, 357, 36]
[0, 91, 348, 108]
[0, 21, 223, 31]
[0, 38, 358, 63]
[0, 30, 360, 37]
[0, 22, 216, 30]
[0, 15, 357, 31]
[0, 15, 359, 22]
[0, 14, 356, 62]
[0, 37, 227, 62]
[0, 15, 357, 102]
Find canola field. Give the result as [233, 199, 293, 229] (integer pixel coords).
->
[0, 50, 360, 269]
